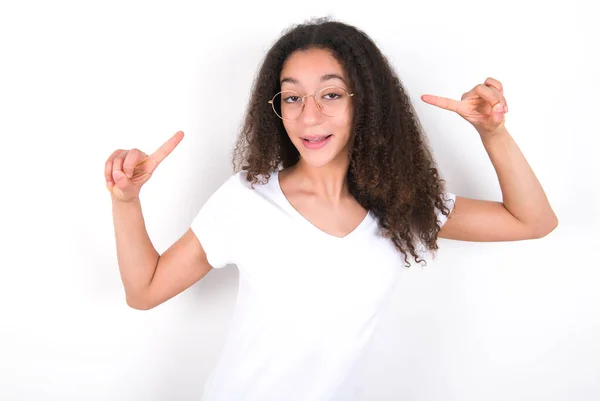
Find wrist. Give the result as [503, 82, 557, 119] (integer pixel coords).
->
[478, 125, 509, 143]
[111, 194, 140, 205]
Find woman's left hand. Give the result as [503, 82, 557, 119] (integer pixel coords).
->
[421, 77, 508, 136]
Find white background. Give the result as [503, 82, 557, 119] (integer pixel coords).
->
[1, 0, 598, 400]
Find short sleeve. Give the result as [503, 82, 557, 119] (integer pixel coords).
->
[190, 173, 239, 269]
[415, 192, 456, 261]
[436, 192, 456, 228]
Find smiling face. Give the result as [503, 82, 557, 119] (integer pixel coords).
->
[278, 47, 355, 169]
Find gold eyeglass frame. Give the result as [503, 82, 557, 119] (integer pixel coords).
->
[268, 85, 354, 121]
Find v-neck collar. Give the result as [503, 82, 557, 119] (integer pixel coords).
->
[272, 169, 374, 242]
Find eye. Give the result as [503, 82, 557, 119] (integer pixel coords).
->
[283, 95, 301, 103]
[322, 92, 341, 100]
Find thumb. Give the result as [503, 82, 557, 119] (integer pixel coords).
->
[112, 169, 130, 188]
[492, 103, 505, 123]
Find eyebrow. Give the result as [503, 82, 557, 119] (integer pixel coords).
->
[280, 73, 346, 86]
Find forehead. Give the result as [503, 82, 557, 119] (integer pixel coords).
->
[280, 48, 348, 85]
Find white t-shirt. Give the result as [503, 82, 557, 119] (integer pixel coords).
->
[191, 169, 456, 401]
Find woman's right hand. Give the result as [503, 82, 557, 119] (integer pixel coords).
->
[105, 131, 185, 202]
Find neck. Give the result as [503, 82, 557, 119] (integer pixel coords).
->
[291, 156, 351, 205]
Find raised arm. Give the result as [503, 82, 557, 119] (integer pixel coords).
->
[422, 78, 558, 242]
[106, 131, 217, 309]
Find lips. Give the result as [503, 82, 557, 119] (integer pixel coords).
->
[301, 135, 333, 150]
[302, 134, 333, 142]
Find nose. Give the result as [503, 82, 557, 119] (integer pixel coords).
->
[300, 95, 323, 124]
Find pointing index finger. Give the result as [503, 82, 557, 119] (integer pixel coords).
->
[421, 94, 461, 113]
[147, 131, 185, 168]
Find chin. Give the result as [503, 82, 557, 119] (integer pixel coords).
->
[299, 151, 346, 169]
[303, 159, 335, 169]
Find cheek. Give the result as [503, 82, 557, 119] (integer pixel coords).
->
[334, 114, 353, 136]
[282, 122, 297, 138]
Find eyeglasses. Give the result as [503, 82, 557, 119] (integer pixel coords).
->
[268, 85, 354, 121]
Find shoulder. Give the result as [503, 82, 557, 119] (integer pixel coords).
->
[206, 169, 275, 203]
[217, 170, 251, 191]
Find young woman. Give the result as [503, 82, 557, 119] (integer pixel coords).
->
[105, 18, 557, 401]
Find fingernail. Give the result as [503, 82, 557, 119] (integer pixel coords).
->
[495, 104, 504, 112]
[504, 105, 508, 113]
